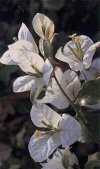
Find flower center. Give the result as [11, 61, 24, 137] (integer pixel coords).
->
[68, 34, 84, 61]
[27, 64, 43, 78]
[34, 121, 60, 138]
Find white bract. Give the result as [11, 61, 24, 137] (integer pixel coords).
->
[0, 23, 38, 65]
[55, 35, 97, 72]
[32, 13, 54, 41]
[28, 103, 81, 162]
[39, 68, 81, 109]
[80, 57, 100, 81]
[9, 49, 52, 92]
[41, 149, 78, 169]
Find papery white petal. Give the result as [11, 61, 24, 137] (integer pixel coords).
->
[32, 13, 54, 39]
[8, 40, 35, 53]
[41, 150, 64, 169]
[43, 59, 53, 85]
[63, 70, 81, 100]
[18, 23, 39, 53]
[80, 69, 94, 81]
[63, 35, 93, 56]
[54, 68, 81, 100]
[9, 50, 44, 73]
[55, 35, 96, 71]
[0, 50, 16, 65]
[92, 58, 100, 73]
[39, 94, 69, 109]
[55, 47, 71, 63]
[52, 68, 64, 93]
[39, 38, 45, 56]
[83, 42, 100, 69]
[41, 148, 79, 169]
[59, 114, 81, 147]
[28, 133, 61, 162]
[80, 35, 94, 53]
[13, 75, 44, 92]
[80, 58, 100, 81]
[83, 47, 96, 69]
[30, 103, 61, 128]
[69, 61, 85, 72]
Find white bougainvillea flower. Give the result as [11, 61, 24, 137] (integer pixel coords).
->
[41, 149, 78, 169]
[32, 13, 54, 41]
[28, 103, 81, 162]
[9, 49, 53, 92]
[39, 68, 81, 109]
[0, 23, 38, 65]
[80, 58, 100, 81]
[55, 35, 97, 72]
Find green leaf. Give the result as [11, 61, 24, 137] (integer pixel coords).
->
[77, 78, 100, 106]
[0, 65, 18, 84]
[84, 152, 100, 169]
[30, 86, 45, 104]
[79, 111, 100, 144]
[43, 40, 53, 58]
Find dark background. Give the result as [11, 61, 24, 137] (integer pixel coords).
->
[0, 0, 99, 169]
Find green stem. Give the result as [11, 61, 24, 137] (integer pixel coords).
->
[54, 73, 99, 144]
[47, 42, 99, 144]
[54, 74, 77, 112]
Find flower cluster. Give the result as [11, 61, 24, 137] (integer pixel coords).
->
[0, 13, 100, 168]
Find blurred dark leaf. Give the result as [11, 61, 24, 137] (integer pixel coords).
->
[79, 111, 100, 144]
[0, 65, 18, 84]
[41, 0, 65, 11]
[77, 78, 100, 106]
[84, 152, 100, 169]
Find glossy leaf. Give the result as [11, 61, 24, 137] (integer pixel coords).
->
[77, 78, 100, 106]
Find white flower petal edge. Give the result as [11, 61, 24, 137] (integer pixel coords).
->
[43, 59, 53, 85]
[41, 149, 65, 169]
[30, 103, 61, 128]
[41, 149, 79, 169]
[9, 49, 44, 74]
[18, 23, 39, 54]
[59, 114, 81, 147]
[28, 133, 61, 162]
[32, 13, 54, 40]
[11, 51, 53, 92]
[0, 50, 16, 65]
[28, 103, 81, 162]
[39, 38, 45, 56]
[39, 68, 81, 109]
[13, 75, 44, 93]
[0, 23, 39, 65]
[55, 35, 96, 71]
[39, 93, 69, 109]
[80, 58, 100, 81]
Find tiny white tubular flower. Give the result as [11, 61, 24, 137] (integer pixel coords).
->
[9, 49, 53, 92]
[28, 103, 81, 162]
[55, 35, 97, 72]
[0, 23, 38, 65]
[39, 68, 81, 109]
[32, 13, 54, 41]
[41, 149, 78, 169]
